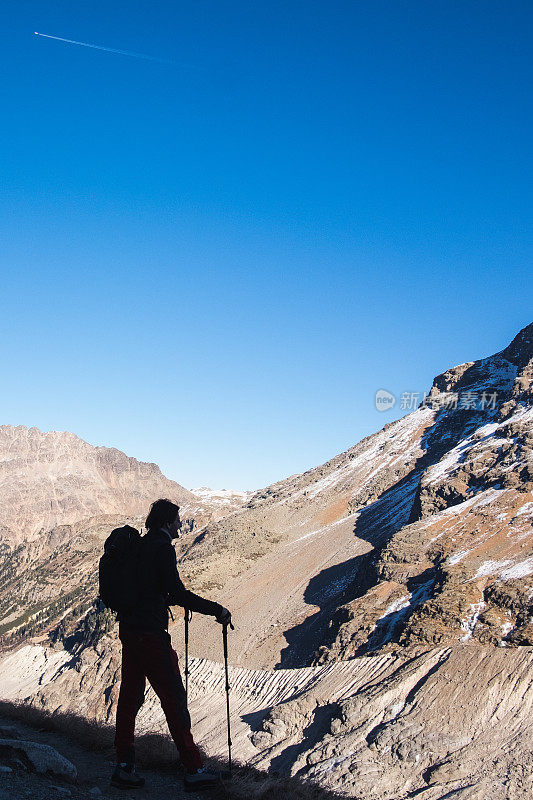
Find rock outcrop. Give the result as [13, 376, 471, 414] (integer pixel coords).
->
[0, 737, 77, 780]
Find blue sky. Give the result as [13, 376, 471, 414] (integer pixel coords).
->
[1, 2, 531, 490]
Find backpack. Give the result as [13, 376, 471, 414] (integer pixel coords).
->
[98, 525, 142, 613]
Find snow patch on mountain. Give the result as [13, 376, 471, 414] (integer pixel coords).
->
[190, 487, 253, 503]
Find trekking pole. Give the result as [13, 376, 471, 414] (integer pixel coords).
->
[184, 609, 192, 704]
[222, 621, 234, 775]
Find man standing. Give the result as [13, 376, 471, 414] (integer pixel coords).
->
[111, 498, 232, 792]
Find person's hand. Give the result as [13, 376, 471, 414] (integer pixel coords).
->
[216, 607, 233, 628]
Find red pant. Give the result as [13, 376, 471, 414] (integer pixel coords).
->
[114, 626, 203, 772]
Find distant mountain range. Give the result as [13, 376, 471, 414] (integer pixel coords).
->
[0, 425, 245, 545]
[0, 428, 248, 644]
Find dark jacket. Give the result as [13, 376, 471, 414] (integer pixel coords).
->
[118, 528, 222, 632]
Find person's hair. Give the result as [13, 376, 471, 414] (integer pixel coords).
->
[146, 499, 180, 530]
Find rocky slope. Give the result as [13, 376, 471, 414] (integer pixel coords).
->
[0, 634, 531, 799]
[176, 322, 533, 668]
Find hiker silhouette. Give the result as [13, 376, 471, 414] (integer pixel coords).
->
[104, 499, 231, 791]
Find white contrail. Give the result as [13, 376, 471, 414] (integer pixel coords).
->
[34, 32, 172, 64]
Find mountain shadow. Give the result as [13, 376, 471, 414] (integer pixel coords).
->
[277, 403, 497, 668]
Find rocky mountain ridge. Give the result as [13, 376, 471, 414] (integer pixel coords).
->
[176, 322, 532, 667]
[0, 427, 248, 646]
[0, 425, 214, 545]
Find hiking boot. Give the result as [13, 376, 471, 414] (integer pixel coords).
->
[110, 762, 146, 788]
[183, 767, 222, 792]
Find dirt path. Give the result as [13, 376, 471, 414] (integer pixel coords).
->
[0, 713, 220, 800]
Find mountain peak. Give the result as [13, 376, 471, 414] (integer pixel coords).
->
[500, 321, 533, 368]
[427, 321, 532, 404]
[0, 425, 194, 543]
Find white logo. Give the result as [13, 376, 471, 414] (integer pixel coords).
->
[375, 389, 396, 411]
